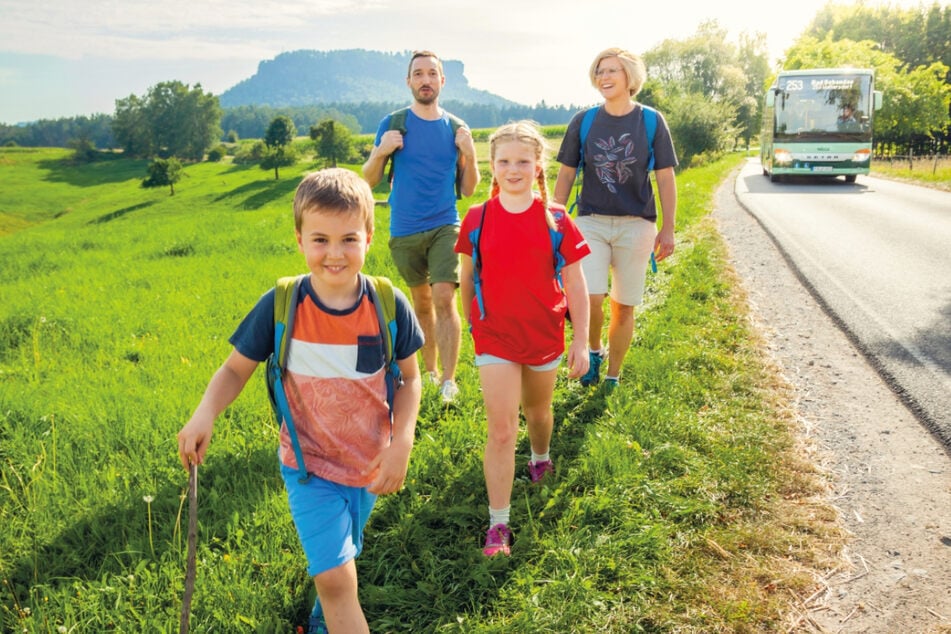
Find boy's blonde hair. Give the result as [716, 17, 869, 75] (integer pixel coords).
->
[589, 47, 646, 98]
[488, 121, 556, 229]
[293, 168, 375, 234]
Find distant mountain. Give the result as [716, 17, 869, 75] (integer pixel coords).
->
[220, 49, 519, 108]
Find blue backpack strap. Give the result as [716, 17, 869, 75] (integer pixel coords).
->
[469, 203, 489, 320]
[641, 104, 658, 171]
[548, 208, 567, 287]
[267, 274, 310, 483]
[364, 275, 401, 428]
[569, 106, 600, 216]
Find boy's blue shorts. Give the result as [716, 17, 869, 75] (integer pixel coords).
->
[280, 464, 377, 578]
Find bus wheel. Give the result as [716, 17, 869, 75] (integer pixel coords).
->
[844, 174, 857, 183]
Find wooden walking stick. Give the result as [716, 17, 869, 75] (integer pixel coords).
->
[180, 461, 198, 634]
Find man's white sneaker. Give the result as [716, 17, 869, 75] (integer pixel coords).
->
[439, 380, 459, 403]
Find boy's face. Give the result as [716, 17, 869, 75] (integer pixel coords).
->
[296, 208, 371, 295]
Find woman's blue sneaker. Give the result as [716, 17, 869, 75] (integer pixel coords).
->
[306, 616, 328, 634]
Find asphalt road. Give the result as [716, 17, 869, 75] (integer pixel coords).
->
[733, 158, 951, 448]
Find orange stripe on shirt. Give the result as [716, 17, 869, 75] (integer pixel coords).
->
[292, 295, 380, 345]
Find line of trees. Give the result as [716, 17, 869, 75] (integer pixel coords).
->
[799, 2, 951, 155]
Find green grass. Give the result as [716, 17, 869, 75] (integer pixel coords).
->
[872, 154, 951, 191]
[0, 147, 841, 632]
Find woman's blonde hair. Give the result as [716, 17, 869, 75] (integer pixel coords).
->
[487, 120, 556, 229]
[589, 47, 646, 98]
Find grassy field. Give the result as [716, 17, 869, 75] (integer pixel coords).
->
[0, 145, 843, 632]
[871, 154, 951, 191]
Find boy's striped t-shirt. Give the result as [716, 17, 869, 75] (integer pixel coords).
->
[281, 291, 391, 487]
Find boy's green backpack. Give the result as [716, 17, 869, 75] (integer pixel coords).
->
[265, 274, 401, 483]
[383, 106, 466, 199]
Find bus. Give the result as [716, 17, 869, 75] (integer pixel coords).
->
[760, 68, 883, 183]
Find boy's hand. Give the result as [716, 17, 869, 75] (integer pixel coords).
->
[177, 418, 214, 470]
[365, 443, 412, 495]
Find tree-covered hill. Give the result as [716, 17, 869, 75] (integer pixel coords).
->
[220, 49, 518, 109]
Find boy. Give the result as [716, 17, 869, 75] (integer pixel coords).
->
[177, 168, 424, 634]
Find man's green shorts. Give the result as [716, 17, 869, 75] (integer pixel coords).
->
[388, 224, 460, 287]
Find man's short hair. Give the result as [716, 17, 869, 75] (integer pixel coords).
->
[407, 50, 443, 77]
[293, 168, 375, 234]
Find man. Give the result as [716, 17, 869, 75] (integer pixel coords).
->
[836, 104, 861, 132]
[363, 50, 479, 403]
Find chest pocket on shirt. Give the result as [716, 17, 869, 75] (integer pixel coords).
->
[356, 334, 385, 374]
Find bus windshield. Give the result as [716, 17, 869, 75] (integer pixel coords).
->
[773, 73, 873, 142]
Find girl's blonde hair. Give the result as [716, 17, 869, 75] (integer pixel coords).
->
[589, 47, 646, 98]
[488, 120, 556, 229]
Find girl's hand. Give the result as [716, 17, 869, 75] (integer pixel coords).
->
[565, 339, 590, 379]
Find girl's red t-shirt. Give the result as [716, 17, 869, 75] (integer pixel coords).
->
[456, 197, 590, 365]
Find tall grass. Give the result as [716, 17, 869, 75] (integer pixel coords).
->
[1, 147, 838, 632]
[872, 154, 951, 191]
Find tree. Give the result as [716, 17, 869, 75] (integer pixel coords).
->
[113, 94, 153, 157]
[665, 92, 738, 167]
[736, 31, 771, 148]
[261, 115, 298, 179]
[112, 81, 222, 160]
[782, 36, 950, 150]
[68, 136, 98, 163]
[642, 20, 767, 160]
[310, 119, 354, 167]
[142, 158, 183, 196]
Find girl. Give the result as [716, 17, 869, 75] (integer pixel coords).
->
[455, 121, 590, 556]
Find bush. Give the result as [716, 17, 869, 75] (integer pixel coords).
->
[207, 144, 228, 162]
[233, 140, 267, 164]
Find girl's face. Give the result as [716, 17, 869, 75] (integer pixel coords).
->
[490, 139, 540, 197]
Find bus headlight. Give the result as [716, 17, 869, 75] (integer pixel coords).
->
[774, 149, 793, 165]
[852, 148, 871, 163]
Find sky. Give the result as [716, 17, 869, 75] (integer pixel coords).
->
[0, 0, 939, 125]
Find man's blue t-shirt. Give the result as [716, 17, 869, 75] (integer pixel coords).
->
[375, 109, 460, 237]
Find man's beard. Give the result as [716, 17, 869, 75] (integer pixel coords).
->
[413, 87, 438, 105]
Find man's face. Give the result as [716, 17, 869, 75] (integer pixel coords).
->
[407, 56, 444, 105]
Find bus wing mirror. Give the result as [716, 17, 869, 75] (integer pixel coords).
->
[873, 90, 883, 111]
[765, 92, 775, 107]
